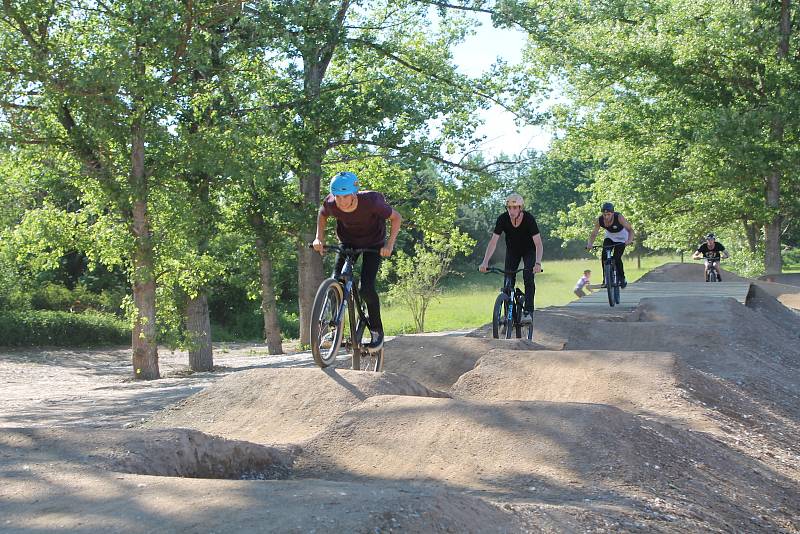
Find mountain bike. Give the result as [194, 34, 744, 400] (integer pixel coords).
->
[309, 244, 384, 372]
[486, 267, 534, 340]
[590, 244, 621, 307]
[703, 256, 722, 282]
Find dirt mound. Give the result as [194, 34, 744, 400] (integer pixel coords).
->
[383, 334, 560, 391]
[0, 433, 521, 533]
[450, 349, 717, 431]
[746, 283, 800, 334]
[753, 277, 800, 312]
[0, 427, 292, 479]
[638, 261, 749, 283]
[295, 395, 798, 532]
[144, 368, 447, 445]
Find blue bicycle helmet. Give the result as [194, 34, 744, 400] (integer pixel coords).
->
[601, 202, 614, 212]
[329, 171, 360, 196]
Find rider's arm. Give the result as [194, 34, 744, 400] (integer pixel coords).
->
[480, 233, 501, 270]
[383, 209, 402, 255]
[692, 250, 703, 260]
[312, 212, 328, 253]
[532, 233, 543, 273]
[618, 214, 634, 245]
[586, 220, 600, 248]
[722, 248, 730, 259]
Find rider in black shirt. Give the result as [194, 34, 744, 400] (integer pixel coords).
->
[692, 233, 729, 281]
[478, 193, 543, 323]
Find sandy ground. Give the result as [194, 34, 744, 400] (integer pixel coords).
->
[1, 262, 799, 532]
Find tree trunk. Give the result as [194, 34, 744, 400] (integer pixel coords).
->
[186, 173, 214, 371]
[742, 218, 759, 253]
[764, 172, 783, 274]
[186, 292, 213, 371]
[259, 249, 284, 354]
[297, 152, 325, 345]
[130, 118, 159, 380]
[763, 0, 790, 275]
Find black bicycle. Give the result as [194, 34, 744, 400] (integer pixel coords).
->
[486, 267, 534, 340]
[309, 244, 384, 372]
[701, 255, 722, 282]
[590, 244, 621, 307]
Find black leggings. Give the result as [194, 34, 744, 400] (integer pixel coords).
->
[602, 238, 626, 282]
[504, 248, 536, 312]
[333, 248, 383, 333]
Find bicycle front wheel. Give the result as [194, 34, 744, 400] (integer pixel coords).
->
[604, 262, 615, 307]
[310, 278, 345, 368]
[492, 293, 509, 339]
[709, 268, 719, 282]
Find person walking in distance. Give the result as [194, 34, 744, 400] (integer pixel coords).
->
[586, 202, 634, 288]
[478, 193, 543, 324]
[312, 171, 402, 352]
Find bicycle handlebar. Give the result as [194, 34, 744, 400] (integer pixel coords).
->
[484, 266, 542, 274]
[308, 243, 382, 255]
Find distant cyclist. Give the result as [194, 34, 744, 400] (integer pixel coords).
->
[478, 193, 543, 324]
[312, 171, 402, 352]
[692, 233, 729, 281]
[586, 202, 634, 288]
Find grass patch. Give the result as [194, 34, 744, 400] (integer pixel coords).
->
[380, 254, 682, 335]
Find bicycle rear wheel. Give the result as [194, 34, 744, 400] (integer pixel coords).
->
[524, 310, 533, 341]
[513, 298, 522, 339]
[492, 293, 509, 339]
[352, 320, 384, 371]
[310, 278, 345, 368]
[604, 262, 615, 307]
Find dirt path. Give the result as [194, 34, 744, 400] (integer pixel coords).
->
[1, 263, 799, 533]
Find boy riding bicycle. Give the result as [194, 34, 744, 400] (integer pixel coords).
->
[478, 193, 543, 324]
[692, 233, 729, 281]
[312, 171, 402, 352]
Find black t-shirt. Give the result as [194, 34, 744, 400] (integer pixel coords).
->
[696, 242, 726, 260]
[493, 211, 540, 253]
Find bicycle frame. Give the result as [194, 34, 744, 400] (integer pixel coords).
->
[486, 267, 532, 340]
[331, 252, 369, 351]
[590, 244, 621, 306]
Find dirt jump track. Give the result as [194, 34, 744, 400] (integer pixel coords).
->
[1, 262, 799, 532]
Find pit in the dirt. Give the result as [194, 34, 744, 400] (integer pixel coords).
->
[1, 427, 294, 480]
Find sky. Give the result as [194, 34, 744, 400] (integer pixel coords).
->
[450, 19, 552, 158]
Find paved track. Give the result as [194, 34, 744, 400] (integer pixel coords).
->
[568, 281, 752, 310]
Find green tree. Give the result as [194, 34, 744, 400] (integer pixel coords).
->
[513, 0, 800, 274]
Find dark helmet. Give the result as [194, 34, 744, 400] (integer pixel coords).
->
[601, 202, 614, 212]
[705, 233, 716, 240]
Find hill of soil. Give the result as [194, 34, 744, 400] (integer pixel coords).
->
[145, 368, 448, 445]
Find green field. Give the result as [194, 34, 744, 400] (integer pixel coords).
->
[380, 254, 683, 335]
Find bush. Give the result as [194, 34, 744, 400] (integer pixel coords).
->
[783, 247, 800, 268]
[210, 308, 299, 342]
[29, 282, 124, 314]
[0, 310, 130, 347]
